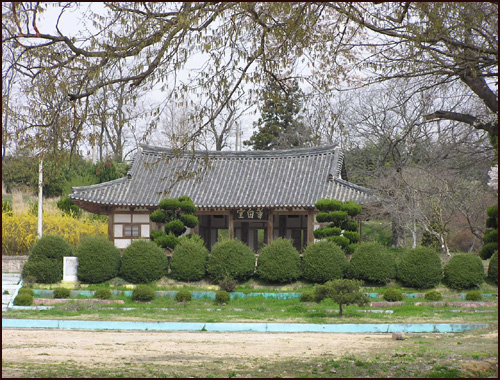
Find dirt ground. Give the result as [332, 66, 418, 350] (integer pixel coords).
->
[2, 328, 498, 378]
[2, 328, 394, 364]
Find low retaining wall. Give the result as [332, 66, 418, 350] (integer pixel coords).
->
[2, 256, 29, 273]
[1, 319, 489, 333]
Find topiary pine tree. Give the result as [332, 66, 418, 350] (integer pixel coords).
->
[150, 195, 199, 250]
[480, 205, 498, 260]
[313, 199, 361, 254]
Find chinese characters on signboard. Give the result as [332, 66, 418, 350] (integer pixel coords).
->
[234, 208, 268, 221]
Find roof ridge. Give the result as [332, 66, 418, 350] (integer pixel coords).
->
[69, 177, 128, 194]
[138, 143, 339, 158]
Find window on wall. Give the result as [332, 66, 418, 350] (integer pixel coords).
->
[124, 225, 140, 237]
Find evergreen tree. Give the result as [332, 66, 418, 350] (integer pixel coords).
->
[244, 79, 312, 150]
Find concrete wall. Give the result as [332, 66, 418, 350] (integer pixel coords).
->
[2, 256, 29, 273]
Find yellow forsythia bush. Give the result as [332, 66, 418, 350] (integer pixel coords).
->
[2, 211, 107, 256]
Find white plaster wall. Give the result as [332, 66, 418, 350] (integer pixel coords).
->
[114, 239, 132, 249]
[133, 214, 150, 223]
[114, 214, 131, 223]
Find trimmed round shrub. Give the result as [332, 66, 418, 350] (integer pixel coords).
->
[175, 289, 192, 302]
[150, 209, 169, 223]
[153, 232, 179, 250]
[302, 240, 348, 283]
[397, 247, 442, 289]
[54, 287, 71, 299]
[159, 198, 181, 210]
[120, 240, 168, 284]
[207, 239, 255, 283]
[256, 238, 301, 283]
[480, 242, 498, 260]
[215, 290, 230, 304]
[424, 290, 442, 301]
[165, 220, 186, 236]
[465, 290, 482, 301]
[315, 199, 343, 212]
[22, 257, 63, 284]
[383, 288, 404, 302]
[94, 288, 112, 300]
[179, 213, 199, 228]
[300, 290, 315, 302]
[179, 199, 197, 214]
[488, 251, 498, 284]
[443, 254, 484, 290]
[486, 205, 498, 228]
[483, 229, 498, 244]
[342, 231, 360, 244]
[315, 212, 331, 223]
[313, 227, 341, 239]
[342, 220, 359, 232]
[327, 235, 350, 249]
[327, 211, 348, 225]
[341, 201, 362, 217]
[13, 293, 33, 306]
[345, 243, 358, 255]
[18, 288, 35, 296]
[350, 242, 396, 284]
[76, 235, 121, 283]
[132, 284, 155, 301]
[170, 239, 209, 281]
[29, 235, 73, 260]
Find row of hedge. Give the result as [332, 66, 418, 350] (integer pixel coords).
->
[22, 234, 497, 291]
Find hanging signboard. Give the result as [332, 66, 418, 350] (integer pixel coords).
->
[233, 207, 269, 221]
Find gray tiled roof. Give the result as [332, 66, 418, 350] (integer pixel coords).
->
[69, 144, 373, 209]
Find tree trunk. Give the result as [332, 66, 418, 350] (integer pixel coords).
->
[391, 218, 404, 248]
[339, 303, 343, 317]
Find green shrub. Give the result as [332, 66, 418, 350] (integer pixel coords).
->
[342, 220, 359, 232]
[56, 196, 82, 218]
[341, 201, 362, 217]
[486, 205, 498, 229]
[22, 257, 63, 284]
[179, 199, 197, 214]
[94, 288, 112, 300]
[76, 235, 121, 284]
[170, 239, 208, 281]
[300, 290, 315, 302]
[54, 287, 71, 299]
[487, 251, 498, 284]
[179, 214, 199, 228]
[313, 226, 341, 239]
[165, 220, 186, 236]
[302, 241, 348, 283]
[152, 231, 179, 250]
[327, 235, 350, 249]
[383, 288, 404, 302]
[159, 198, 181, 210]
[2, 200, 13, 215]
[443, 254, 484, 290]
[132, 284, 155, 302]
[465, 290, 482, 301]
[345, 243, 358, 255]
[13, 293, 33, 306]
[215, 290, 230, 304]
[424, 290, 442, 301]
[480, 242, 498, 260]
[315, 199, 343, 212]
[483, 229, 498, 244]
[207, 239, 255, 283]
[342, 231, 360, 244]
[120, 240, 168, 284]
[18, 288, 35, 296]
[218, 276, 238, 292]
[350, 242, 396, 284]
[256, 238, 301, 283]
[29, 235, 73, 260]
[150, 209, 169, 223]
[175, 289, 192, 302]
[397, 247, 442, 289]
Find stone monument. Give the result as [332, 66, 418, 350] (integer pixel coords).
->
[63, 257, 79, 282]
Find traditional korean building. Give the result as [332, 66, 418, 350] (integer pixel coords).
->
[69, 144, 373, 252]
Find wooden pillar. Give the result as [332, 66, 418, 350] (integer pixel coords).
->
[307, 209, 315, 246]
[267, 212, 274, 244]
[228, 211, 234, 239]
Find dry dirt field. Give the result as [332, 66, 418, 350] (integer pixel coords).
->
[2, 328, 498, 378]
